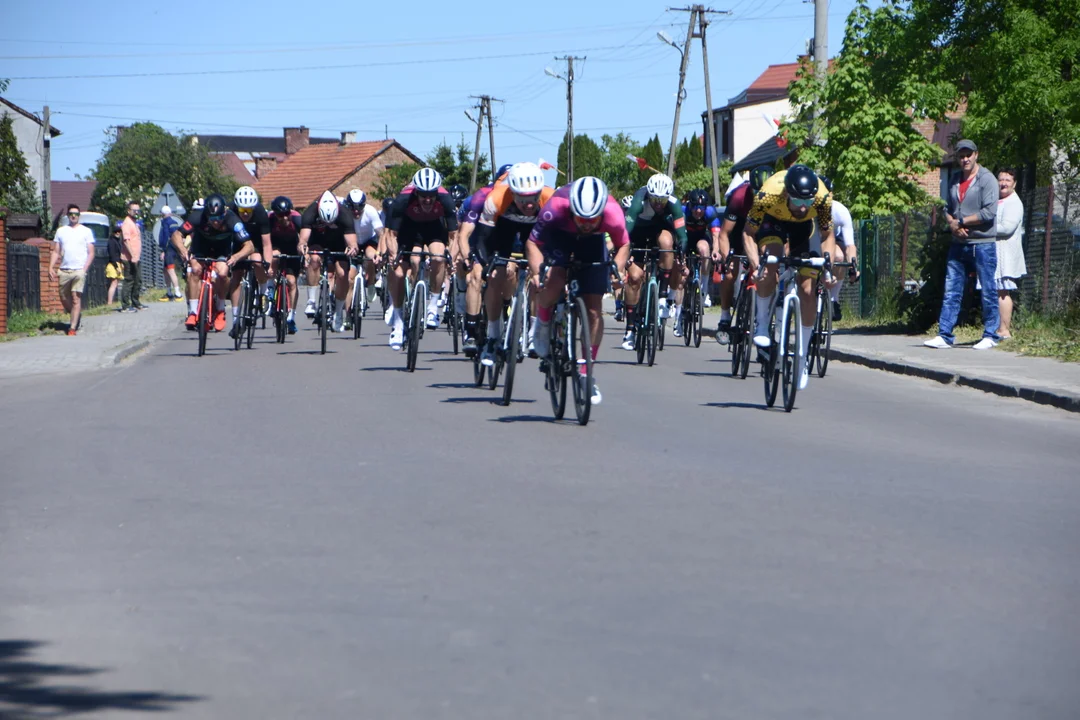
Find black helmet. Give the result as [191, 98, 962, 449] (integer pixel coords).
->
[449, 183, 469, 204]
[818, 175, 833, 193]
[271, 196, 292, 215]
[749, 165, 774, 194]
[687, 188, 710, 207]
[204, 193, 227, 222]
[783, 164, 819, 200]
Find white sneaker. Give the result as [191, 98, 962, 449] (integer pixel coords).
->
[924, 335, 951, 349]
[703, 294, 712, 307]
[799, 360, 810, 390]
[365, 285, 377, 306]
[389, 325, 403, 350]
[621, 330, 635, 351]
[333, 316, 346, 333]
[304, 300, 316, 317]
[658, 298, 670, 319]
[972, 337, 998, 350]
[426, 309, 440, 329]
[384, 305, 394, 326]
[591, 378, 602, 405]
[533, 321, 551, 358]
[437, 292, 446, 308]
[753, 323, 771, 348]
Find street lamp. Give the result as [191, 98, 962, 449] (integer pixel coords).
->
[658, 28, 688, 176]
[544, 67, 564, 80]
[657, 30, 682, 55]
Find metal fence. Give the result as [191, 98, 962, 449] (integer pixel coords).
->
[7, 242, 40, 314]
[850, 184, 1080, 320]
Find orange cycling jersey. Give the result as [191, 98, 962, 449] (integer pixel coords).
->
[479, 183, 556, 227]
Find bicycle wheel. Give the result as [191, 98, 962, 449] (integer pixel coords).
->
[501, 293, 525, 406]
[245, 272, 257, 350]
[449, 311, 460, 355]
[318, 278, 329, 355]
[763, 305, 780, 407]
[682, 293, 693, 347]
[487, 339, 502, 391]
[547, 307, 567, 420]
[351, 275, 364, 340]
[635, 293, 647, 365]
[406, 288, 421, 372]
[570, 296, 593, 426]
[734, 286, 754, 379]
[274, 285, 287, 344]
[647, 282, 659, 367]
[781, 297, 801, 412]
[816, 298, 832, 378]
[658, 316, 666, 351]
[197, 283, 211, 357]
[692, 289, 703, 348]
[234, 281, 249, 351]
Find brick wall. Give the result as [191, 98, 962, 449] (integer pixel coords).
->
[25, 237, 63, 314]
[0, 211, 7, 334]
[335, 145, 418, 199]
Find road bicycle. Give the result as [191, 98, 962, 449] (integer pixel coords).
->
[399, 249, 433, 373]
[807, 260, 856, 378]
[631, 247, 675, 367]
[482, 253, 531, 406]
[270, 254, 303, 344]
[312, 250, 352, 356]
[230, 259, 267, 351]
[723, 253, 754, 379]
[347, 254, 372, 340]
[678, 251, 706, 348]
[757, 252, 829, 412]
[189, 256, 221, 358]
[444, 257, 463, 356]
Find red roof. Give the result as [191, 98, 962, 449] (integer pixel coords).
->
[729, 59, 835, 107]
[253, 140, 408, 207]
[51, 180, 98, 219]
[214, 153, 255, 184]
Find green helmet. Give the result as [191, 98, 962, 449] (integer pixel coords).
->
[749, 165, 774, 193]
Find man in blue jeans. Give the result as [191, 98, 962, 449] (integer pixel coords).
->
[925, 139, 1001, 350]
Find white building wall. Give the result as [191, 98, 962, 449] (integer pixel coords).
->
[731, 98, 792, 165]
[1, 106, 47, 193]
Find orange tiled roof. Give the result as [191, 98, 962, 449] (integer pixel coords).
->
[253, 140, 396, 207]
[214, 153, 255, 184]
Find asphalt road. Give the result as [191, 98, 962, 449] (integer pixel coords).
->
[2, 312, 1078, 719]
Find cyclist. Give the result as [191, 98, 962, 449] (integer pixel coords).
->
[455, 164, 513, 354]
[470, 162, 553, 367]
[744, 164, 836, 390]
[384, 167, 458, 350]
[673, 188, 721, 337]
[528, 176, 630, 406]
[818, 176, 859, 320]
[171, 193, 254, 332]
[268, 195, 302, 334]
[228, 186, 272, 334]
[299, 190, 360, 332]
[620, 173, 688, 350]
[715, 164, 772, 342]
[342, 188, 383, 326]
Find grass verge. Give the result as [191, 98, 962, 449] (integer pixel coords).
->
[1, 288, 170, 341]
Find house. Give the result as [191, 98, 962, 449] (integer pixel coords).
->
[193, 126, 340, 185]
[0, 97, 61, 196]
[50, 180, 98, 227]
[253, 136, 422, 208]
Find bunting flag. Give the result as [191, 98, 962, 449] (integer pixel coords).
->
[626, 154, 662, 173]
[761, 111, 789, 148]
[538, 158, 566, 176]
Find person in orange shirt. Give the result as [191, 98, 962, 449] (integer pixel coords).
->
[120, 200, 146, 311]
[468, 162, 554, 366]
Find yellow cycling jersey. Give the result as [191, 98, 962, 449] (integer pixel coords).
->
[746, 171, 833, 235]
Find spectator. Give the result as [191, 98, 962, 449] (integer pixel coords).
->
[120, 200, 147, 312]
[106, 223, 124, 305]
[992, 168, 1026, 339]
[924, 139, 1001, 350]
[157, 205, 183, 301]
[48, 204, 96, 335]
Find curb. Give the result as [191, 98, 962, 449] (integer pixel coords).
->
[110, 338, 152, 366]
[700, 326, 1080, 414]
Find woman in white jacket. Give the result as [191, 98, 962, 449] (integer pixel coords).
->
[994, 169, 1026, 339]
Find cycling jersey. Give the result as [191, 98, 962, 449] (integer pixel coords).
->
[478, 184, 556, 227]
[624, 187, 688, 250]
[300, 200, 356, 252]
[472, 184, 556, 261]
[351, 204, 384, 244]
[746, 171, 832, 236]
[387, 188, 458, 231]
[832, 199, 854, 248]
[682, 204, 721, 240]
[228, 202, 271, 244]
[269, 211, 302, 252]
[461, 186, 495, 225]
[723, 182, 755, 254]
[178, 208, 251, 259]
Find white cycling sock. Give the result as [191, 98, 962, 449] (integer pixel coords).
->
[232, 306, 239, 318]
[307, 286, 318, 303]
[287, 309, 295, 321]
[391, 308, 403, 326]
[829, 278, 844, 303]
[755, 293, 772, 334]
[188, 299, 198, 314]
[801, 324, 813, 360]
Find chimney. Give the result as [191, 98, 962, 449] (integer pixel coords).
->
[340, 131, 356, 145]
[254, 155, 278, 179]
[284, 126, 310, 155]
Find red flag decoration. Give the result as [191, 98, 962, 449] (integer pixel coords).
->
[626, 153, 650, 170]
[538, 158, 565, 176]
[762, 111, 789, 148]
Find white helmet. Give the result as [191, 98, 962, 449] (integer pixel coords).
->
[193, 197, 205, 209]
[507, 162, 545, 195]
[620, 195, 633, 209]
[646, 173, 674, 198]
[318, 190, 340, 223]
[568, 176, 608, 220]
[412, 167, 442, 193]
[234, 185, 259, 209]
[347, 188, 366, 207]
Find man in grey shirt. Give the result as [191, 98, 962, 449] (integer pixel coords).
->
[924, 139, 1001, 349]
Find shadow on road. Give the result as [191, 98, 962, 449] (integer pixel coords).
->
[442, 396, 500, 404]
[428, 382, 482, 389]
[684, 371, 737, 378]
[489, 414, 556, 423]
[277, 349, 336, 356]
[0, 639, 202, 718]
[359, 366, 430, 372]
[701, 401, 769, 411]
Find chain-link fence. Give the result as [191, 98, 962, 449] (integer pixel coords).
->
[849, 184, 1080, 324]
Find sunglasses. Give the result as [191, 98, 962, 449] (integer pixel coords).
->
[788, 196, 815, 208]
[68, 212, 80, 217]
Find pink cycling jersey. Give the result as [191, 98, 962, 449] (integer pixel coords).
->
[529, 185, 629, 249]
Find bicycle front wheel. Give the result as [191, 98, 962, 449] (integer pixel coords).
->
[763, 306, 780, 407]
[197, 283, 211, 357]
[692, 289, 703, 348]
[234, 281, 249, 351]
[501, 294, 525, 406]
[352, 275, 364, 339]
[647, 283, 659, 367]
[547, 310, 567, 420]
[406, 290, 421, 372]
[781, 298, 801, 412]
[245, 274, 257, 350]
[570, 297, 593, 426]
[817, 299, 832, 377]
[318, 280, 329, 355]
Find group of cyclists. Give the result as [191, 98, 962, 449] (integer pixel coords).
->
[168, 157, 859, 412]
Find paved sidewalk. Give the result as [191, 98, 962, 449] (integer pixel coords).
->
[0, 300, 185, 379]
[829, 331, 1080, 413]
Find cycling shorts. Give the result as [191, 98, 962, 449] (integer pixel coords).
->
[477, 219, 529, 265]
[541, 230, 610, 296]
[629, 224, 665, 250]
[397, 218, 448, 250]
[754, 217, 816, 257]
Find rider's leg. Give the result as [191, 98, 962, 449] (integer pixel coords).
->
[305, 252, 322, 313]
[753, 240, 782, 346]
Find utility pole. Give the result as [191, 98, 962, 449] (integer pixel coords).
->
[665, 11, 696, 178]
[697, 13, 722, 205]
[468, 95, 502, 188]
[548, 56, 583, 182]
[813, 0, 828, 83]
[42, 105, 51, 226]
[465, 101, 485, 192]
[486, 96, 497, 180]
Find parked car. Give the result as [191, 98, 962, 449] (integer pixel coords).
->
[58, 210, 111, 242]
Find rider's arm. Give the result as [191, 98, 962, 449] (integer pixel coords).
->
[623, 188, 647, 234]
[344, 231, 359, 255]
[668, 201, 689, 252]
[716, 217, 735, 258]
[261, 233, 272, 262]
[298, 227, 311, 254]
[171, 229, 188, 262]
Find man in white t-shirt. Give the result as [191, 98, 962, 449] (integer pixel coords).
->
[49, 203, 97, 335]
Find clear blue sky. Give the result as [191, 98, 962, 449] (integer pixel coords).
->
[1, 0, 870, 183]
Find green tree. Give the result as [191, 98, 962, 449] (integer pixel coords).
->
[90, 122, 238, 217]
[597, 132, 644, 196]
[674, 133, 704, 176]
[557, 133, 605, 180]
[639, 134, 667, 185]
[782, 0, 949, 217]
[674, 160, 733, 202]
[0, 113, 45, 226]
[423, 137, 489, 190]
[372, 161, 421, 201]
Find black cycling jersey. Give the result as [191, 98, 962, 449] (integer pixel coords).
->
[387, 190, 458, 233]
[178, 208, 251, 258]
[228, 202, 271, 244]
[269, 213, 302, 253]
[300, 201, 356, 251]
